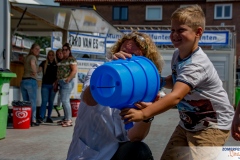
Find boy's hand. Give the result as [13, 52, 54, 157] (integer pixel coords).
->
[134, 94, 160, 110]
[120, 108, 144, 123]
[120, 95, 159, 123]
[112, 51, 132, 60]
[134, 101, 152, 109]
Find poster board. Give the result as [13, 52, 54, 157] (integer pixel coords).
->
[70, 59, 104, 99]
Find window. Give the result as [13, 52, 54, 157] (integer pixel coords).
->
[146, 6, 162, 21]
[214, 4, 232, 19]
[113, 6, 128, 20]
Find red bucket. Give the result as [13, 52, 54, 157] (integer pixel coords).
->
[70, 99, 80, 117]
[13, 105, 31, 129]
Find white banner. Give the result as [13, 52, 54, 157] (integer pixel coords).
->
[106, 30, 229, 46]
[69, 32, 106, 55]
[199, 32, 229, 44]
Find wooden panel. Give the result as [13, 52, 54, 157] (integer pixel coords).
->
[10, 62, 24, 87]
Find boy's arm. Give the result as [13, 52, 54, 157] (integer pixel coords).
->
[143, 81, 191, 118]
[120, 81, 191, 121]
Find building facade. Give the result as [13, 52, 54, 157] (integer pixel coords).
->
[55, 0, 239, 105]
[55, 0, 239, 63]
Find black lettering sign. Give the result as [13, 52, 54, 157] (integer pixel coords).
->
[69, 34, 81, 47]
[83, 38, 92, 48]
[93, 39, 98, 49]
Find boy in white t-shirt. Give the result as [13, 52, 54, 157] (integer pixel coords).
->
[119, 5, 234, 160]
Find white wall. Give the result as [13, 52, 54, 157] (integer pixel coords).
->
[160, 49, 235, 105]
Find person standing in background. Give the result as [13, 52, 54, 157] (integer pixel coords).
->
[55, 49, 64, 114]
[38, 50, 58, 123]
[20, 43, 40, 127]
[57, 43, 77, 127]
[56, 48, 63, 63]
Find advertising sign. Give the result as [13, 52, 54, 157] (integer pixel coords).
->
[70, 59, 104, 99]
[106, 30, 230, 46]
[51, 32, 106, 55]
[69, 32, 106, 55]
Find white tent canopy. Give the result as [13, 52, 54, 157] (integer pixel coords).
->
[9, 0, 60, 6]
[10, 2, 122, 36]
[0, 1, 122, 68]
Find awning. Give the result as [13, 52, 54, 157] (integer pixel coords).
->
[9, 0, 60, 6]
[10, 2, 122, 36]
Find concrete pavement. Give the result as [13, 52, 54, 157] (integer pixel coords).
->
[0, 108, 239, 160]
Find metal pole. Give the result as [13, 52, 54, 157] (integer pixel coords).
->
[4, 0, 11, 69]
[12, 7, 27, 36]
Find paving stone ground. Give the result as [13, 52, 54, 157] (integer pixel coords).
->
[0, 108, 239, 160]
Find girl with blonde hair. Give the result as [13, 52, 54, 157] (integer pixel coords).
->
[38, 50, 58, 123]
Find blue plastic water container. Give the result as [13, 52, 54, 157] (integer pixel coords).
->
[90, 56, 160, 129]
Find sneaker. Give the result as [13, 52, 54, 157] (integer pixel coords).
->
[46, 117, 53, 123]
[37, 118, 44, 124]
[55, 106, 63, 110]
[31, 122, 40, 127]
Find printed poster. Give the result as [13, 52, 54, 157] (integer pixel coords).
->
[70, 59, 104, 99]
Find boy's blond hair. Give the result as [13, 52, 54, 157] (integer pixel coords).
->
[171, 5, 205, 32]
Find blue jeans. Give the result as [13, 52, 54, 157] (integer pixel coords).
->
[59, 79, 74, 121]
[40, 84, 56, 119]
[20, 79, 38, 122]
